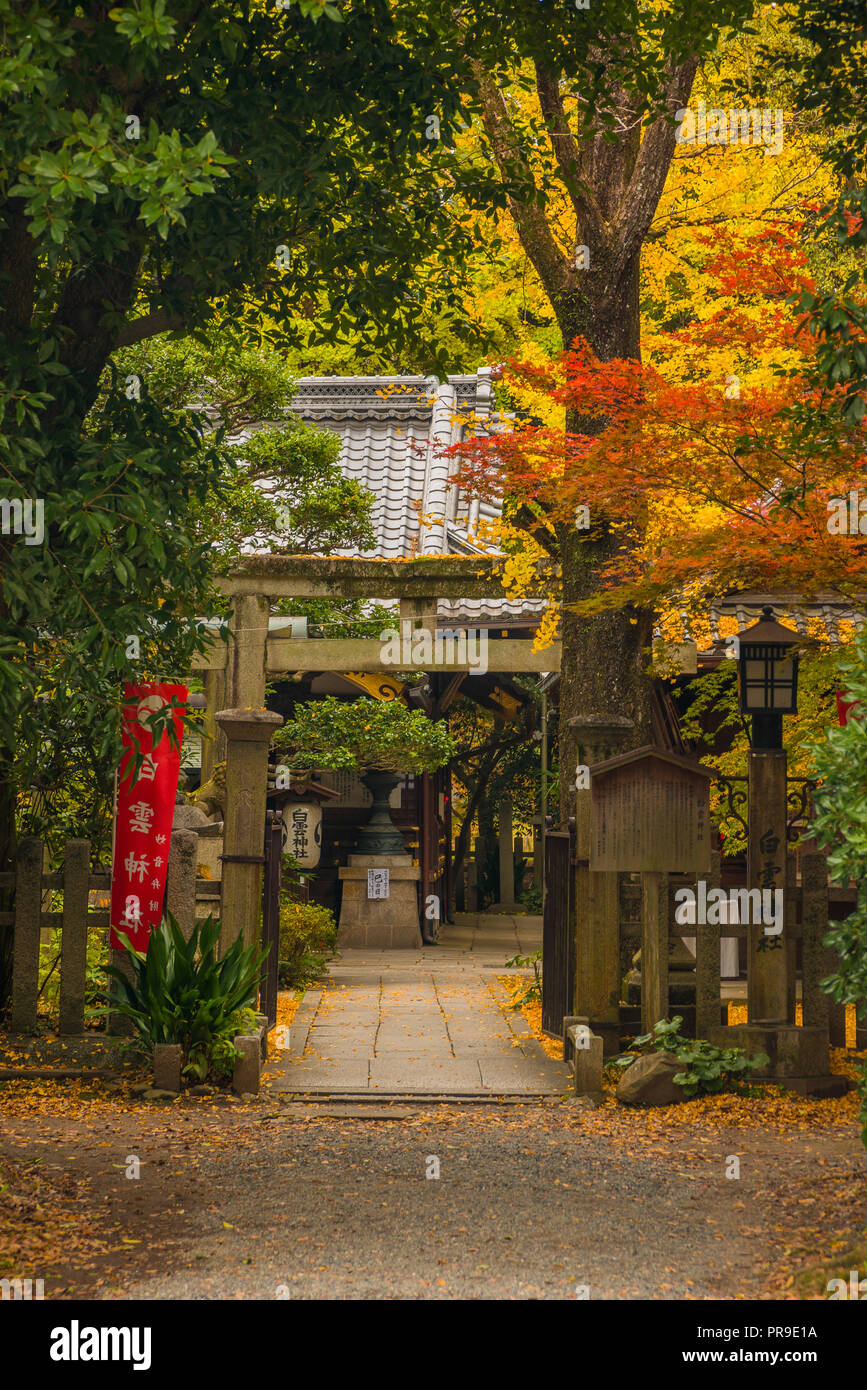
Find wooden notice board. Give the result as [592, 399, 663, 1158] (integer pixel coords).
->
[589, 745, 714, 874]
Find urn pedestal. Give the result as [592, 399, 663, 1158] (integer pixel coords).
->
[337, 854, 421, 949]
[337, 770, 420, 948]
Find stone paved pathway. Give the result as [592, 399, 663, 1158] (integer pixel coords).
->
[265, 912, 572, 1097]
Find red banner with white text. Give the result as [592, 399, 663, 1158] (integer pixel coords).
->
[109, 682, 188, 953]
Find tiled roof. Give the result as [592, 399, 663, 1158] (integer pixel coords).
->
[292, 371, 542, 623]
[291, 377, 865, 644]
[292, 373, 494, 561]
[707, 592, 864, 646]
[665, 592, 866, 655]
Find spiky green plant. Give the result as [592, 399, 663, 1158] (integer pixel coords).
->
[103, 913, 268, 1081]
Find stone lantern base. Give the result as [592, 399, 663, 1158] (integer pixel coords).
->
[337, 854, 421, 949]
[710, 1023, 848, 1097]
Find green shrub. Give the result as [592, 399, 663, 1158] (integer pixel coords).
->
[84, 937, 109, 1025]
[186, 1006, 258, 1082]
[273, 694, 455, 773]
[520, 883, 543, 914]
[809, 628, 867, 1147]
[606, 1016, 769, 1099]
[36, 923, 108, 1030]
[103, 913, 268, 1084]
[279, 897, 337, 988]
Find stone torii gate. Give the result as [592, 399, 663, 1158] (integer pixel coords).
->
[193, 555, 557, 953]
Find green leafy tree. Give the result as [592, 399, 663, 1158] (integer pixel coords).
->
[751, 1, 867, 420]
[14, 331, 376, 897]
[448, 683, 550, 909]
[274, 695, 455, 773]
[810, 629, 867, 1146]
[107, 330, 375, 559]
[0, 0, 510, 1006]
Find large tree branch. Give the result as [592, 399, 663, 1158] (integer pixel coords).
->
[534, 65, 609, 253]
[470, 60, 574, 304]
[647, 161, 827, 243]
[512, 502, 560, 560]
[114, 307, 186, 349]
[611, 56, 698, 272]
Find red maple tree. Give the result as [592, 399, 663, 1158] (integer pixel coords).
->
[450, 220, 867, 616]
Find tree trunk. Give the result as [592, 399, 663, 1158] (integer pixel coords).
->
[557, 535, 654, 811]
[472, 53, 699, 812]
[552, 257, 654, 813]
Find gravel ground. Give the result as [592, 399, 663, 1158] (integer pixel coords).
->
[3, 1092, 864, 1302]
[125, 1110, 744, 1301]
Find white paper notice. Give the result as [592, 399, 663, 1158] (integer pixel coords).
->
[367, 868, 390, 899]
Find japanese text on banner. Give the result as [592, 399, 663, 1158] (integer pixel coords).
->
[109, 682, 187, 953]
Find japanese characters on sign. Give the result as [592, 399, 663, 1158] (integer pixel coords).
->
[280, 803, 322, 868]
[109, 682, 188, 953]
[590, 749, 713, 873]
[367, 868, 390, 900]
[756, 827, 784, 951]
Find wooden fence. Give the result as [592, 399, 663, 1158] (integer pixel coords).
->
[541, 837, 864, 1048]
[1, 838, 108, 1035]
[2, 830, 205, 1036]
[668, 849, 853, 1046]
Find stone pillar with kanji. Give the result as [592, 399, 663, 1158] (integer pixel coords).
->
[747, 749, 789, 1023]
[710, 746, 837, 1094]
